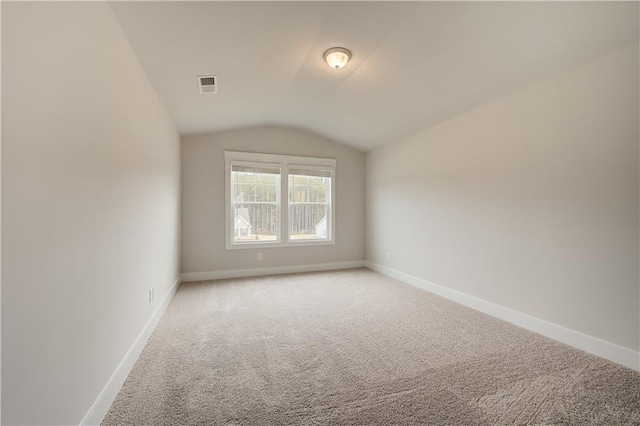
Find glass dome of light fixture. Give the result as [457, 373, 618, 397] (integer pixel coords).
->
[323, 47, 351, 70]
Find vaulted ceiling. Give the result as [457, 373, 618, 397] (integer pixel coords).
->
[110, 2, 638, 151]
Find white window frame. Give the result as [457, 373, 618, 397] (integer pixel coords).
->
[225, 151, 336, 250]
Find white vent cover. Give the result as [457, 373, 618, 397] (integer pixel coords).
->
[197, 75, 217, 94]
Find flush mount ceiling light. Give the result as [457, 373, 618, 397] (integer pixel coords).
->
[323, 47, 351, 70]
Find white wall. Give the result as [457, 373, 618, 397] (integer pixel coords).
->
[181, 126, 365, 274]
[367, 46, 639, 354]
[2, 3, 181, 425]
[1, 3, 4, 421]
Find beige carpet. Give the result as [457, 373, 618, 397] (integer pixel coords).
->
[103, 268, 640, 425]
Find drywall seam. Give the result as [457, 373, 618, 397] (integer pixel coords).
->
[80, 276, 182, 426]
[366, 262, 640, 371]
[181, 261, 366, 282]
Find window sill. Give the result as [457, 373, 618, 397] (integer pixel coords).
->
[226, 239, 335, 250]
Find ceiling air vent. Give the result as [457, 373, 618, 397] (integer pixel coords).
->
[197, 75, 217, 94]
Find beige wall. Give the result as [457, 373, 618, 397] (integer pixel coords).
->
[181, 126, 365, 273]
[367, 46, 639, 352]
[2, 3, 181, 424]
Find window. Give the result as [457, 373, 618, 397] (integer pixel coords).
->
[225, 151, 335, 249]
[289, 167, 331, 241]
[230, 164, 280, 243]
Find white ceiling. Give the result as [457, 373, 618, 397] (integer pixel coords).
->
[109, 2, 638, 151]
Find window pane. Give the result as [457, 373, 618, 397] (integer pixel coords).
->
[233, 204, 278, 241]
[232, 167, 279, 243]
[288, 171, 331, 240]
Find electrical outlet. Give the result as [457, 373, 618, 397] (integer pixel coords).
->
[258, 252, 263, 261]
[387, 252, 392, 261]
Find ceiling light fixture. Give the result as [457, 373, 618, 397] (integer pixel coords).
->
[323, 47, 351, 70]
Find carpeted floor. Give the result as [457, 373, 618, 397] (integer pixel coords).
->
[103, 268, 640, 425]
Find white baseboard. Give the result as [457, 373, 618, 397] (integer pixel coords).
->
[365, 261, 640, 372]
[80, 276, 182, 426]
[181, 260, 366, 282]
